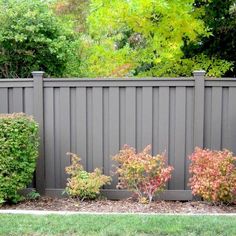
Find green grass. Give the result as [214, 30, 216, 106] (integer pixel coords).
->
[0, 214, 235, 236]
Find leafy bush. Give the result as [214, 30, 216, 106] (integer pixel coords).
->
[113, 145, 173, 203]
[65, 153, 111, 200]
[26, 190, 40, 200]
[189, 147, 236, 203]
[0, 0, 77, 78]
[0, 113, 39, 204]
[141, 54, 233, 77]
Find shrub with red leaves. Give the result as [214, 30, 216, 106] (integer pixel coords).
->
[189, 147, 236, 203]
[113, 145, 173, 203]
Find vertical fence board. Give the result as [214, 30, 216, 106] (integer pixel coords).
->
[108, 87, 119, 188]
[76, 88, 87, 168]
[13, 88, 23, 112]
[152, 88, 159, 155]
[211, 87, 222, 149]
[92, 87, 103, 169]
[87, 88, 93, 172]
[24, 87, 35, 188]
[158, 87, 169, 155]
[54, 89, 61, 188]
[119, 88, 126, 147]
[174, 87, 186, 190]
[168, 88, 175, 190]
[33, 72, 45, 194]
[185, 87, 194, 189]
[8, 88, 13, 113]
[103, 88, 109, 176]
[194, 71, 205, 148]
[59, 88, 71, 187]
[0, 88, 8, 113]
[44, 88, 55, 188]
[136, 88, 142, 151]
[222, 88, 230, 150]
[125, 87, 136, 147]
[24, 88, 33, 115]
[142, 87, 153, 149]
[229, 88, 236, 154]
[204, 87, 212, 148]
[70, 88, 76, 154]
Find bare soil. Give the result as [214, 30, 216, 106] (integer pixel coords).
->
[1, 197, 236, 214]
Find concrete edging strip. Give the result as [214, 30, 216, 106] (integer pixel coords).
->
[0, 210, 236, 216]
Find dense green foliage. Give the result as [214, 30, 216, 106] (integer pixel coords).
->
[184, 0, 236, 77]
[0, 0, 234, 77]
[53, 0, 235, 77]
[53, 0, 89, 33]
[83, 0, 207, 77]
[0, 214, 236, 235]
[65, 153, 111, 200]
[0, 113, 39, 203]
[0, 0, 78, 78]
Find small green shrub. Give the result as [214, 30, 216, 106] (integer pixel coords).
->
[113, 145, 173, 203]
[0, 113, 39, 204]
[65, 153, 111, 200]
[189, 147, 236, 203]
[26, 190, 40, 200]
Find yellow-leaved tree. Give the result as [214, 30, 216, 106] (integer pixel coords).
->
[81, 0, 207, 77]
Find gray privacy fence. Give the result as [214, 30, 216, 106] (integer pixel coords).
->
[0, 71, 236, 200]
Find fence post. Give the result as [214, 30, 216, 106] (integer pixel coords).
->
[32, 71, 45, 195]
[193, 70, 206, 148]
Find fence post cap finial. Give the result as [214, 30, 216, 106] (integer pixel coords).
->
[193, 70, 206, 77]
[32, 71, 45, 77]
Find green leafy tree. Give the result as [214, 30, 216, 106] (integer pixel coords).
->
[53, 0, 89, 33]
[79, 0, 207, 77]
[0, 0, 77, 78]
[183, 0, 236, 77]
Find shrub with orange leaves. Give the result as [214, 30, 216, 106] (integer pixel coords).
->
[189, 147, 236, 203]
[65, 153, 111, 200]
[113, 145, 173, 203]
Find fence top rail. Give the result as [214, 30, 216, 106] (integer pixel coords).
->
[205, 78, 236, 81]
[43, 77, 196, 82]
[0, 78, 33, 81]
[1, 77, 236, 82]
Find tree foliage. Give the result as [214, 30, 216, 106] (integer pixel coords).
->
[0, 0, 77, 78]
[183, 0, 236, 77]
[80, 0, 207, 77]
[53, 0, 89, 33]
[1, 0, 234, 78]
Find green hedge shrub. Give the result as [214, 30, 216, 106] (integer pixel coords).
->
[0, 113, 39, 204]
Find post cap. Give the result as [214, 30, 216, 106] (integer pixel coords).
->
[32, 71, 45, 77]
[193, 70, 206, 77]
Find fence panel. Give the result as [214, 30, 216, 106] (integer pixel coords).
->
[1, 73, 236, 200]
[42, 78, 195, 200]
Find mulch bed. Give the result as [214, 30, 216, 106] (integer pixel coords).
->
[1, 197, 236, 214]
